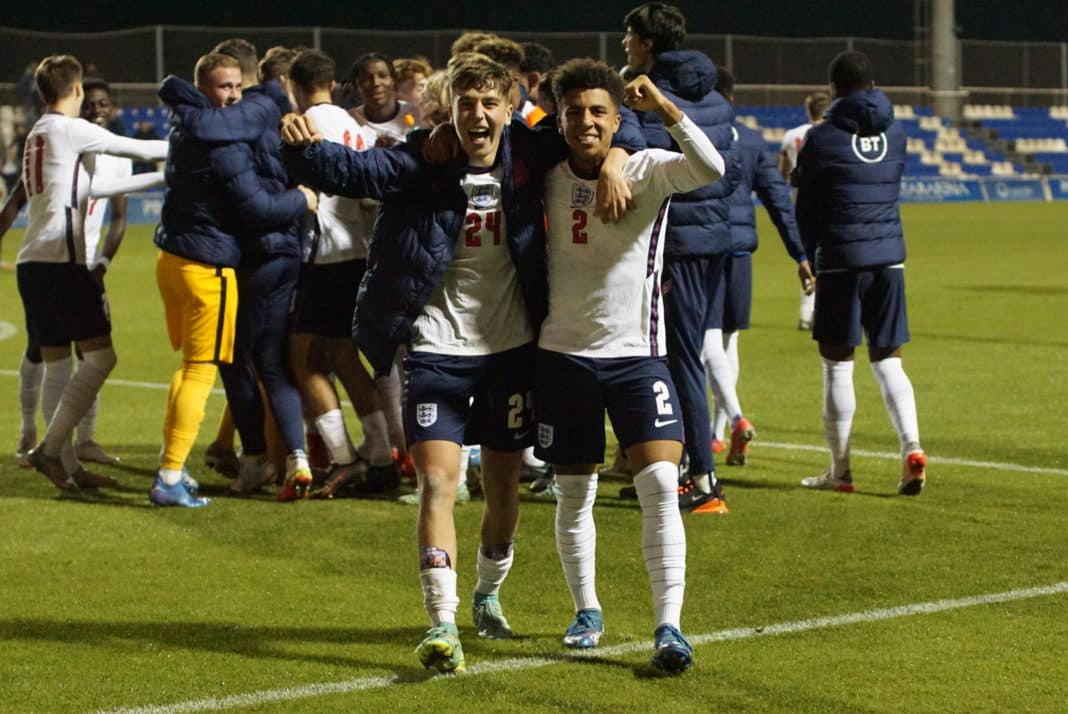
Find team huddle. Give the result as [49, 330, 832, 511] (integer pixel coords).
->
[3, 2, 926, 677]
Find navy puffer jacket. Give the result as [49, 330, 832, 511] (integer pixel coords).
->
[636, 50, 738, 259]
[794, 89, 906, 271]
[154, 80, 243, 267]
[284, 123, 559, 376]
[158, 76, 307, 263]
[728, 121, 805, 261]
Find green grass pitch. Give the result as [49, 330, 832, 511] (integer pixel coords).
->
[1, 201, 1066, 712]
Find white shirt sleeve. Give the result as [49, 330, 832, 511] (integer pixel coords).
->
[658, 114, 725, 193]
[67, 119, 168, 161]
[89, 170, 164, 198]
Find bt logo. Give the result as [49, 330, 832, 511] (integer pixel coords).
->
[851, 133, 888, 163]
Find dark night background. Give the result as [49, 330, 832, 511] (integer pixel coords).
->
[2, 1, 1066, 41]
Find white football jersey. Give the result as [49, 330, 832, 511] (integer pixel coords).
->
[82, 153, 132, 263]
[539, 116, 724, 358]
[411, 167, 534, 356]
[350, 100, 420, 145]
[305, 103, 377, 262]
[780, 122, 813, 175]
[18, 113, 166, 264]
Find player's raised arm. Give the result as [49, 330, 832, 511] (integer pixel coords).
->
[282, 117, 421, 202]
[623, 75, 725, 189]
[68, 119, 168, 162]
[89, 171, 165, 199]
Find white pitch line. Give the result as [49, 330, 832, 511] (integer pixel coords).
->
[760, 440, 1068, 477]
[0, 369, 226, 395]
[4, 371, 1063, 476]
[1, 369, 1063, 476]
[92, 581, 1068, 714]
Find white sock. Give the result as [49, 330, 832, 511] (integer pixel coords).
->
[76, 392, 101, 445]
[43, 348, 116, 457]
[19, 353, 43, 437]
[286, 450, 310, 477]
[725, 330, 740, 391]
[800, 289, 815, 323]
[711, 331, 740, 440]
[870, 357, 921, 456]
[314, 409, 357, 465]
[40, 356, 72, 424]
[459, 445, 471, 477]
[555, 473, 601, 612]
[375, 350, 406, 452]
[522, 445, 546, 469]
[475, 544, 514, 597]
[159, 468, 184, 486]
[420, 567, 460, 626]
[59, 440, 80, 475]
[357, 409, 393, 466]
[822, 358, 856, 478]
[702, 328, 742, 422]
[634, 461, 686, 629]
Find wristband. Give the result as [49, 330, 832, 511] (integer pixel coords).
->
[95, 255, 111, 272]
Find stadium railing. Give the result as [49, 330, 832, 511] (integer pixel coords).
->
[1, 25, 1067, 97]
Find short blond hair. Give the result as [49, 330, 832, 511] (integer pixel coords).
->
[258, 46, 297, 83]
[472, 37, 525, 72]
[805, 91, 830, 122]
[451, 31, 498, 58]
[195, 52, 241, 87]
[419, 69, 451, 126]
[394, 56, 433, 82]
[35, 55, 82, 104]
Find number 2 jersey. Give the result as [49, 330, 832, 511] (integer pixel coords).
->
[18, 112, 167, 265]
[539, 115, 725, 358]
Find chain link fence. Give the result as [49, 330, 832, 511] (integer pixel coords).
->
[2, 25, 1067, 107]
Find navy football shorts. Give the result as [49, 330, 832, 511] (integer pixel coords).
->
[292, 259, 365, 339]
[722, 252, 753, 333]
[812, 266, 910, 349]
[403, 342, 535, 450]
[534, 348, 684, 465]
[17, 262, 110, 347]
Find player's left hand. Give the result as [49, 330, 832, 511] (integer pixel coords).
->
[281, 113, 323, 147]
[595, 147, 634, 223]
[90, 263, 106, 287]
[798, 259, 815, 294]
[422, 123, 462, 164]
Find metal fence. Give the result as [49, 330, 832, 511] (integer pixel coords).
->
[2, 25, 1067, 106]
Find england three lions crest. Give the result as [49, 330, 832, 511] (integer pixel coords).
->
[467, 183, 500, 209]
[416, 403, 438, 427]
[571, 183, 594, 208]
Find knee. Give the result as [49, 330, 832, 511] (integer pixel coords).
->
[421, 468, 461, 502]
[83, 347, 118, 374]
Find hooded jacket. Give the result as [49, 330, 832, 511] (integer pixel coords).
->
[794, 89, 906, 271]
[728, 121, 805, 261]
[634, 50, 738, 259]
[155, 76, 307, 266]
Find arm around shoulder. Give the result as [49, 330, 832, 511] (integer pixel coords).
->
[283, 139, 420, 201]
